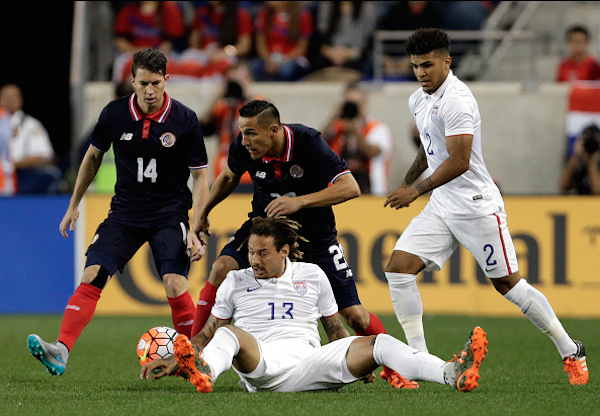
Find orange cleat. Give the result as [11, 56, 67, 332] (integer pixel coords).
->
[173, 334, 214, 393]
[380, 368, 420, 389]
[563, 340, 589, 385]
[447, 326, 488, 392]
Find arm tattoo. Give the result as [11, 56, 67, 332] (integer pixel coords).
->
[404, 145, 429, 186]
[191, 315, 226, 350]
[416, 177, 434, 195]
[321, 314, 351, 342]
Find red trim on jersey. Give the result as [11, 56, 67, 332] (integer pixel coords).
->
[262, 124, 294, 163]
[495, 214, 512, 275]
[129, 92, 173, 123]
[273, 161, 282, 179]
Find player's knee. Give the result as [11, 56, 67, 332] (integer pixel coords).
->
[82, 266, 110, 289]
[340, 308, 370, 333]
[163, 273, 188, 297]
[208, 257, 237, 286]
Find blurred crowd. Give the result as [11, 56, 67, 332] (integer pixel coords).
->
[2, 1, 600, 196]
[108, 1, 496, 83]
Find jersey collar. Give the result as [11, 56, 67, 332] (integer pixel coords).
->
[128, 92, 172, 123]
[262, 124, 294, 163]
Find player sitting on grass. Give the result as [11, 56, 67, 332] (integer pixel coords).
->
[141, 216, 488, 393]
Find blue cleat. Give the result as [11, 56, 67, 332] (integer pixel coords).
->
[27, 334, 69, 376]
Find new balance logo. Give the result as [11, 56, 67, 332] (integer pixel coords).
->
[120, 132, 133, 141]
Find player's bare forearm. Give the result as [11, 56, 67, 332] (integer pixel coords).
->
[201, 167, 241, 218]
[299, 172, 360, 208]
[415, 134, 472, 194]
[190, 315, 230, 351]
[403, 144, 428, 186]
[321, 314, 351, 342]
[190, 168, 210, 232]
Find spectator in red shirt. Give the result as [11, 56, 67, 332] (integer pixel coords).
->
[251, 1, 314, 81]
[556, 25, 600, 82]
[186, 1, 253, 78]
[112, 1, 186, 82]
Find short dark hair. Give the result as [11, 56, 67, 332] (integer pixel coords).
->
[249, 217, 307, 261]
[239, 100, 281, 128]
[131, 48, 168, 77]
[405, 28, 450, 57]
[566, 25, 590, 41]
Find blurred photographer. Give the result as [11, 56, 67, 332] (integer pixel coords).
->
[322, 83, 393, 195]
[559, 124, 600, 194]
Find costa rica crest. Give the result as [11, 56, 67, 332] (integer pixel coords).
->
[160, 132, 176, 147]
[289, 165, 304, 178]
[292, 280, 308, 296]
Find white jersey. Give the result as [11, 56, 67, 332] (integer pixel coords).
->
[409, 70, 503, 219]
[7, 110, 54, 164]
[211, 258, 339, 348]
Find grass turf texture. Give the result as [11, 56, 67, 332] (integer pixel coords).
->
[1, 314, 597, 416]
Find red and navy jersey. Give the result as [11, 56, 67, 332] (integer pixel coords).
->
[91, 92, 208, 226]
[228, 123, 350, 246]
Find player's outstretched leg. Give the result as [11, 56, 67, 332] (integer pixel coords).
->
[444, 327, 488, 392]
[173, 334, 214, 393]
[27, 334, 69, 376]
[563, 340, 589, 385]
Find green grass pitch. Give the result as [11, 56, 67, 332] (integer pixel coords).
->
[1, 314, 597, 416]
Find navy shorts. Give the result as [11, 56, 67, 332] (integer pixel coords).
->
[221, 219, 361, 310]
[85, 216, 191, 278]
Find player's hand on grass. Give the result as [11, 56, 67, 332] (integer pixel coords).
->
[59, 206, 80, 238]
[140, 357, 177, 380]
[363, 372, 375, 384]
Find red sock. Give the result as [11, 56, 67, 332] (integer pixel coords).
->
[355, 312, 387, 336]
[57, 283, 102, 351]
[167, 292, 196, 338]
[191, 282, 219, 337]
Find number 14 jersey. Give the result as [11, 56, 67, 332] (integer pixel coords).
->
[90, 92, 208, 226]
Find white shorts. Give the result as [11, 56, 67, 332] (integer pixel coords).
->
[236, 336, 360, 392]
[394, 204, 519, 278]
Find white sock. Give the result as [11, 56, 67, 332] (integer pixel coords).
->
[372, 334, 445, 384]
[503, 279, 576, 358]
[201, 327, 240, 383]
[385, 272, 428, 352]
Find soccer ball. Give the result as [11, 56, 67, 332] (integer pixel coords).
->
[137, 326, 179, 366]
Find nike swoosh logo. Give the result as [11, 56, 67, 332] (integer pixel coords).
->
[246, 287, 261, 292]
[141, 343, 150, 362]
[56, 354, 65, 364]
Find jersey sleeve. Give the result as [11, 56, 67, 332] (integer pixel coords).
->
[210, 272, 236, 320]
[317, 267, 338, 317]
[442, 94, 475, 137]
[309, 133, 350, 184]
[185, 111, 208, 169]
[89, 104, 113, 153]
[227, 134, 250, 176]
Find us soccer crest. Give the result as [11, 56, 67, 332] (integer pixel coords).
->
[160, 132, 176, 147]
[292, 280, 308, 296]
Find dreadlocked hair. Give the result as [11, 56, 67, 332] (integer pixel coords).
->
[249, 216, 308, 261]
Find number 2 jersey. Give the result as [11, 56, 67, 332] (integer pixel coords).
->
[211, 258, 339, 348]
[227, 123, 351, 250]
[90, 92, 208, 226]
